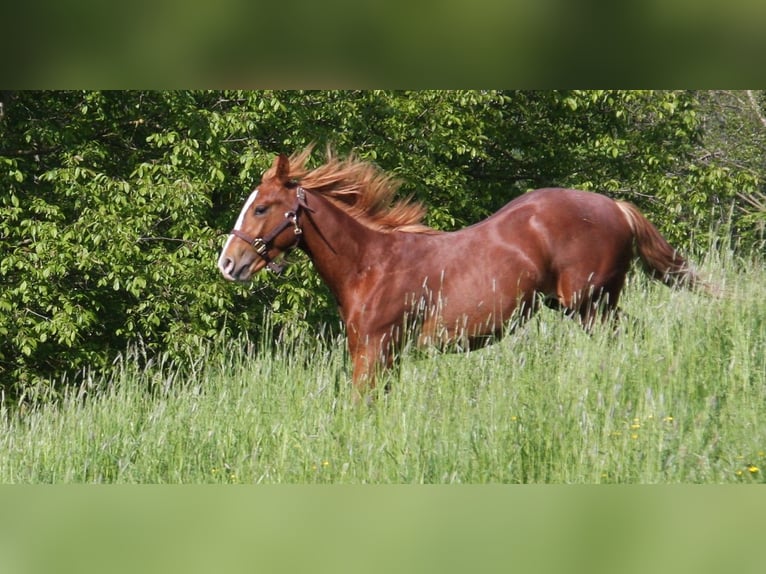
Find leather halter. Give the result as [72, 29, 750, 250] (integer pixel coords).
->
[229, 187, 310, 273]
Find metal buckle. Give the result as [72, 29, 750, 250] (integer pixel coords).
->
[252, 237, 268, 255]
[285, 211, 302, 235]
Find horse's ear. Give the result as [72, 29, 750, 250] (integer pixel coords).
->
[274, 153, 290, 184]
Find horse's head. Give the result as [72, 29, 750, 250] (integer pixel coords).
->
[217, 154, 306, 281]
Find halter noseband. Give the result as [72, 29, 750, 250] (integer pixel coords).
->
[229, 186, 309, 273]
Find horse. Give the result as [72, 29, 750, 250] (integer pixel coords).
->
[217, 147, 703, 398]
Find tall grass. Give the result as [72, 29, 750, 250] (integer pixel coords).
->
[1, 249, 764, 483]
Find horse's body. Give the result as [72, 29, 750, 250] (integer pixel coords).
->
[218, 149, 700, 396]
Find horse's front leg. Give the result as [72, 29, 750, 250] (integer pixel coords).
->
[347, 329, 394, 403]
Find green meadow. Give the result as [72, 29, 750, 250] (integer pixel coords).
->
[2, 248, 764, 484]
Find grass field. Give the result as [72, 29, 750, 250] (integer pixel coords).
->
[2, 248, 765, 483]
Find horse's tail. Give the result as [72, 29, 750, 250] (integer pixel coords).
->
[616, 200, 713, 293]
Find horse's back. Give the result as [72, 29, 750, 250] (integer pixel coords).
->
[430, 187, 634, 285]
[494, 188, 633, 246]
[501, 187, 625, 221]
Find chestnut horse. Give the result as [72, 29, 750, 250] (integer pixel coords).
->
[218, 148, 702, 396]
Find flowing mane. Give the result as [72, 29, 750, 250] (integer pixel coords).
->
[264, 145, 438, 234]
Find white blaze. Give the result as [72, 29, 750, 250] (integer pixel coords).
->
[218, 188, 259, 275]
[234, 188, 259, 232]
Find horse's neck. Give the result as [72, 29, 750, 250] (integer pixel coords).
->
[299, 191, 376, 301]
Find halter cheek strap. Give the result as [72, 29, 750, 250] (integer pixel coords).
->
[229, 187, 309, 274]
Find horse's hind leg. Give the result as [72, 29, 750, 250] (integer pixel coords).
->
[556, 275, 626, 332]
[579, 275, 625, 331]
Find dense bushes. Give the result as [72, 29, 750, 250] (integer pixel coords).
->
[0, 90, 762, 395]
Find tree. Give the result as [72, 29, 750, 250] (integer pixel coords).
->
[695, 90, 766, 239]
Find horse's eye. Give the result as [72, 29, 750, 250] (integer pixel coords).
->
[254, 205, 268, 216]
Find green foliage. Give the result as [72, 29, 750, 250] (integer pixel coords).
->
[695, 90, 766, 239]
[0, 92, 256, 392]
[0, 90, 762, 395]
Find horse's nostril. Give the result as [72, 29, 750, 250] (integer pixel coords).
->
[218, 256, 235, 277]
